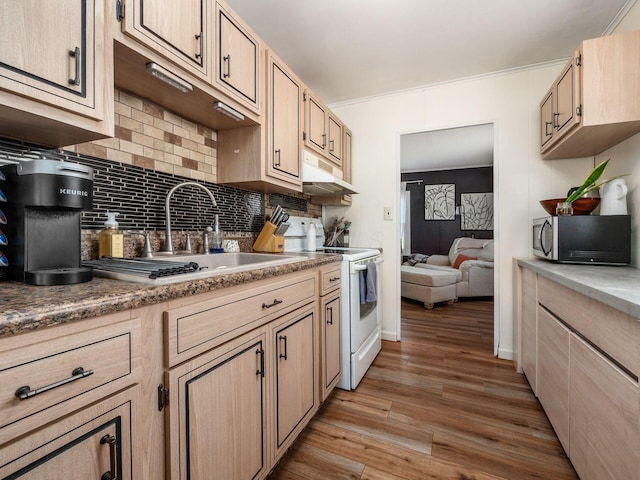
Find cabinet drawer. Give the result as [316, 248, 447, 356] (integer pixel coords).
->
[0, 318, 140, 443]
[165, 271, 317, 366]
[320, 264, 342, 295]
[538, 276, 640, 378]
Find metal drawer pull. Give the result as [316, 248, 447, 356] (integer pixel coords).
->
[329, 276, 340, 282]
[279, 335, 288, 360]
[195, 32, 203, 60]
[327, 306, 333, 325]
[15, 367, 94, 400]
[256, 348, 265, 377]
[223, 54, 231, 78]
[100, 434, 117, 480]
[68, 46, 81, 86]
[262, 299, 283, 309]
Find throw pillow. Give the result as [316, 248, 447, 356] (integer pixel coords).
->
[452, 254, 477, 269]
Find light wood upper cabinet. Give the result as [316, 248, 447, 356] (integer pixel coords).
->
[304, 88, 346, 168]
[327, 113, 343, 167]
[266, 50, 302, 185]
[0, 0, 112, 146]
[305, 91, 329, 156]
[217, 50, 301, 193]
[121, 0, 210, 81]
[541, 29, 640, 159]
[215, 1, 262, 114]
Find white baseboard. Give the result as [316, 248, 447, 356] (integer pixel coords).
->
[498, 347, 513, 360]
[381, 330, 398, 341]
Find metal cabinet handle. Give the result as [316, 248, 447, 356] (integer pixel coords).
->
[256, 348, 265, 377]
[15, 367, 93, 400]
[326, 306, 333, 325]
[262, 299, 283, 309]
[329, 139, 335, 152]
[223, 54, 231, 78]
[553, 112, 560, 129]
[321, 133, 327, 148]
[100, 434, 117, 480]
[545, 121, 553, 136]
[195, 32, 203, 60]
[329, 276, 340, 282]
[274, 149, 281, 167]
[279, 335, 288, 360]
[68, 47, 81, 86]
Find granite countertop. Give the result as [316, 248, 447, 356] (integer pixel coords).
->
[0, 253, 341, 338]
[517, 258, 640, 319]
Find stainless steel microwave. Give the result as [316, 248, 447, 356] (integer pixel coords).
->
[532, 215, 631, 265]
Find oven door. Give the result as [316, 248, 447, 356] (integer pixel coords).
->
[349, 255, 382, 351]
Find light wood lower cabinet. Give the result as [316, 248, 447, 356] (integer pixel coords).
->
[569, 334, 640, 480]
[166, 329, 268, 480]
[0, 389, 135, 480]
[517, 266, 640, 479]
[273, 306, 317, 456]
[321, 292, 342, 400]
[536, 306, 570, 451]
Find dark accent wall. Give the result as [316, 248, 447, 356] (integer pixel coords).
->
[402, 167, 493, 255]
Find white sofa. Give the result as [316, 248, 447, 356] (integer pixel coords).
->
[418, 237, 494, 298]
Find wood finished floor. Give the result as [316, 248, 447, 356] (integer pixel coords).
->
[269, 298, 577, 480]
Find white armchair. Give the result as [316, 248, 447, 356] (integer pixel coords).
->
[416, 237, 494, 298]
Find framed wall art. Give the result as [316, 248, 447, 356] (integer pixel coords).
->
[461, 192, 493, 230]
[424, 184, 455, 220]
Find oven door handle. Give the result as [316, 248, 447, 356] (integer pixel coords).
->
[351, 257, 383, 273]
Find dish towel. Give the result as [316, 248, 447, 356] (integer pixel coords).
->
[359, 261, 378, 304]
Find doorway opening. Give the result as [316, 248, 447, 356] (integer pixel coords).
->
[399, 123, 496, 353]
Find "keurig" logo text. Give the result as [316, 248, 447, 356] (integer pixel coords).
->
[59, 188, 89, 196]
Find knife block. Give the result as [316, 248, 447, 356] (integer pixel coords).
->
[253, 222, 285, 253]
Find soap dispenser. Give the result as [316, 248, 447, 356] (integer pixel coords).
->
[99, 212, 124, 258]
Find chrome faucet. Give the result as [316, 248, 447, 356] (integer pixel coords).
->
[162, 181, 217, 254]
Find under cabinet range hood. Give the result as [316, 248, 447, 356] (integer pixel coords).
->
[302, 163, 357, 196]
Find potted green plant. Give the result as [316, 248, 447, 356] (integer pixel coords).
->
[554, 159, 628, 215]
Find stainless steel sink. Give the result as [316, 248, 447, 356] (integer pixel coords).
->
[90, 252, 308, 285]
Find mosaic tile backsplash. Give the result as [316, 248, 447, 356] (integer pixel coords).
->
[0, 88, 319, 258]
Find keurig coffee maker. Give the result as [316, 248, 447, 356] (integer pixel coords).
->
[0, 159, 94, 285]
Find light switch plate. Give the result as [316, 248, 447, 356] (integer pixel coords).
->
[384, 207, 393, 221]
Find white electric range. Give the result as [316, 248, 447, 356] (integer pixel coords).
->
[284, 217, 383, 390]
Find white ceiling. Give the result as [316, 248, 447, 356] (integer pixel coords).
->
[400, 124, 494, 172]
[224, 0, 633, 171]
[225, 0, 633, 104]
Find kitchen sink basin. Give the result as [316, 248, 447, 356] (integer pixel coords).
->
[89, 252, 308, 285]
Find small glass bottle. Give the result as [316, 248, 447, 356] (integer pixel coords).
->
[556, 201, 573, 216]
[343, 229, 350, 247]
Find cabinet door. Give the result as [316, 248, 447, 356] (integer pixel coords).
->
[166, 333, 268, 480]
[341, 127, 353, 205]
[274, 310, 316, 450]
[0, 0, 100, 118]
[540, 90, 554, 148]
[322, 294, 342, 401]
[0, 393, 133, 479]
[569, 335, 640, 480]
[327, 114, 343, 167]
[520, 269, 537, 393]
[554, 53, 581, 136]
[305, 92, 328, 155]
[267, 55, 302, 184]
[122, 0, 208, 79]
[536, 306, 570, 451]
[216, 2, 260, 113]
